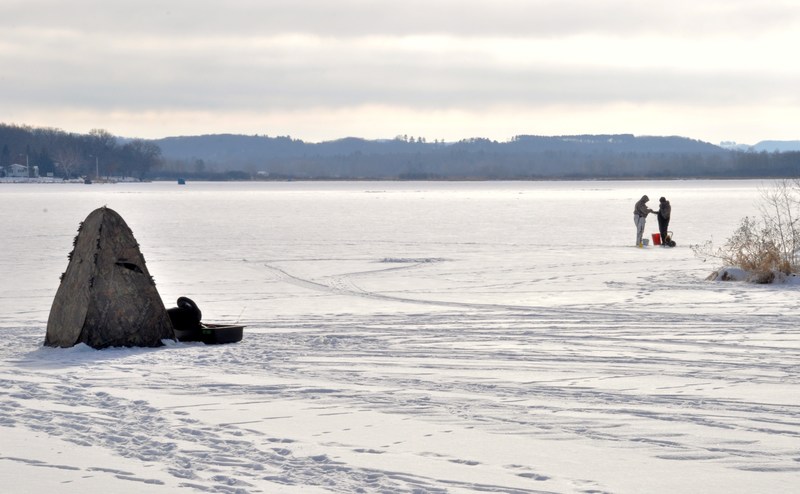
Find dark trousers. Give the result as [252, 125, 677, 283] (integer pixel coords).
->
[657, 215, 669, 242]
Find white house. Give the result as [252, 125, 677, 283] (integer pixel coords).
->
[7, 163, 39, 178]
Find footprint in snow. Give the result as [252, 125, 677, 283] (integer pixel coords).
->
[353, 448, 384, 454]
[518, 472, 550, 481]
[449, 459, 480, 466]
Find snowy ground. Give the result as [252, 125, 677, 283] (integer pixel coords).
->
[1, 180, 798, 493]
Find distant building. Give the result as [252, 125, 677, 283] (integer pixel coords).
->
[7, 163, 39, 178]
[7, 164, 27, 177]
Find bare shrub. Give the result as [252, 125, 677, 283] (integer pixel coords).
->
[757, 180, 800, 268]
[692, 180, 800, 282]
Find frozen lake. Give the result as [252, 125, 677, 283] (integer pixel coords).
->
[1, 180, 798, 493]
[0, 180, 775, 322]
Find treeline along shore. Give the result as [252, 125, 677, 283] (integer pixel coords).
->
[3, 122, 800, 181]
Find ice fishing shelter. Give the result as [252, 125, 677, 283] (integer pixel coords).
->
[45, 206, 176, 349]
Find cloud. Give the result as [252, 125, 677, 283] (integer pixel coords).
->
[3, 29, 794, 111]
[1, 0, 799, 143]
[3, 0, 797, 38]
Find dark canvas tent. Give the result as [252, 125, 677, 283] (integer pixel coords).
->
[45, 207, 176, 349]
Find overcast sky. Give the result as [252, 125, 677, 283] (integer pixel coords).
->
[2, 0, 798, 144]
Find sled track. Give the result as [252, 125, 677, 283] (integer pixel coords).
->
[261, 262, 792, 331]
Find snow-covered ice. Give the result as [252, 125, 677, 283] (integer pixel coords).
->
[1, 180, 798, 493]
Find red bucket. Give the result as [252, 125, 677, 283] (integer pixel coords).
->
[652, 233, 662, 245]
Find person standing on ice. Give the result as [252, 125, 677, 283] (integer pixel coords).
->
[657, 196, 671, 247]
[633, 195, 655, 247]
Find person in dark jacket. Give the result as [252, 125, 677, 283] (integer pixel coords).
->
[657, 197, 672, 247]
[633, 195, 655, 247]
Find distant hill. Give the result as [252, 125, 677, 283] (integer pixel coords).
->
[718, 141, 752, 151]
[504, 134, 722, 153]
[150, 133, 760, 179]
[155, 133, 725, 168]
[751, 140, 800, 153]
[6, 121, 799, 180]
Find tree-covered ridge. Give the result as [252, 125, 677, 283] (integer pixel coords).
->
[0, 123, 161, 179]
[3, 122, 800, 180]
[156, 133, 799, 180]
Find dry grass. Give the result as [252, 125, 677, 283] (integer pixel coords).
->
[693, 180, 800, 283]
